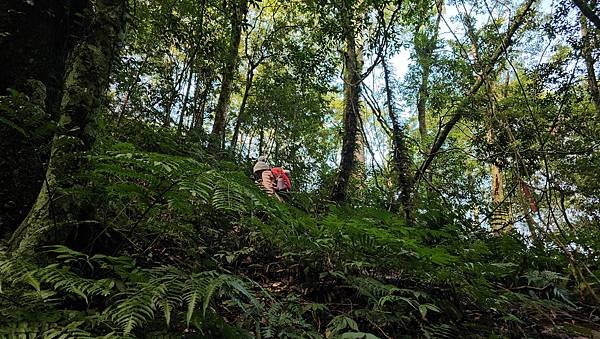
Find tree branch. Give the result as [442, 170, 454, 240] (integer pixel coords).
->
[414, 0, 537, 184]
[572, 0, 600, 29]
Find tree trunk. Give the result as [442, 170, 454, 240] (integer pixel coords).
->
[246, 131, 254, 159]
[0, 0, 84, 238]
[354, 128, 366, 178]
[581, 12, 600, 115]
[209, 0, 248, 150]
[353, 45, 366, 182]
[231, 64, 256, 151]
[415, 0, 442, 140]
[489, 162, 509, 232]
[382, 55, 414, 223]
[331, 0, 362, 202]
[192, 78, 213, 130]
[573, 0, 600, 30]
[178, 70, 195, 133]
[465, 16, 511, 233]
[9, 0, 128, 255]
[483, 81, 511, 233]
[163, 61, 190, 128]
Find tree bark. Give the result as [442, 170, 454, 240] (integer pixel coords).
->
[192, 75, 213, 130]
[490, 160, 509, 232]
[0, 0, 85, 237]
[572, 0, 600, 30]
[209, 0, 249, 150]
[9, 0, 128, 254]
[353, 45, 366, 181]
[486, 82, 511, 233]
[178, 70, 195, 133]
[331, 0, 362, 202]
[580, 12, 600, 115]
[382, 55, 414, 223]
[230, 64, 256, 150]
[414, 0, 443, 140]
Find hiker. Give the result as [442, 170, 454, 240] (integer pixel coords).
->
[253, 156, 277, 197]
[271, 167, 291, 192]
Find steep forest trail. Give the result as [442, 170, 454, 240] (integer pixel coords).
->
[2, 0, 600, 336]
[2, 120, 599, 337]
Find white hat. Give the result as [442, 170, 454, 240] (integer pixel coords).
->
[253, 156, 270, 173]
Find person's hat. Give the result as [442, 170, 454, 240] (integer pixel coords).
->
[253, 156, 270, 173]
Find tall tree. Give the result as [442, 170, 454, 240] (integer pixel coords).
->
[486, 81, 511, 233]
[463, 9, 511, 233]
[230, 2, 285, 151]
[382, 54, 414, 222]
[414, 0, 443, 140]
[331, 0, 363, 202]
[413, 0, 536, 186]
[580, 12, 600, 115]
[0, 0, 86, 236]
[9, 0, 128, 254]
[210, 0, 249, 150]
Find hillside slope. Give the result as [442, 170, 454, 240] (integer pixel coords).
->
[1, 121, 599, 338]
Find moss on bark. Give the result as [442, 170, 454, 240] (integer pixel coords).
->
[9, 0, 128, 255]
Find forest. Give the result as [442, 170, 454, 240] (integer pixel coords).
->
[1, 0, 600, 337]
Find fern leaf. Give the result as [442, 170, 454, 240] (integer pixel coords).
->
[202, 275, 226, 317]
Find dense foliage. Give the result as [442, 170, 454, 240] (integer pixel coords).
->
[0, 119, 598, 337]
[1, 0, 600, 337]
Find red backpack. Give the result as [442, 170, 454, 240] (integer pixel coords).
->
[271, 167, 291, 191]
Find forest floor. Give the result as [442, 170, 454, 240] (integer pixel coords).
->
[1, 121, 600, 338]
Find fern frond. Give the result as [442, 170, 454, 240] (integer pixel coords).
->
[182, 272, 214, 326]
[43, 321, 94, 339]
[0, 255, 37, 285]
[107, 274, 170, 334]
[36, 264, 116, 303]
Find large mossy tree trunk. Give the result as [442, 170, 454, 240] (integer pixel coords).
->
[8, 0, 128, 255]
[0, 0, 86, 237]
[331, 0, 362, 202]
[0, 0, 83, 118]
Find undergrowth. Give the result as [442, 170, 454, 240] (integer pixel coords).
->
[1, 120, 599, 338]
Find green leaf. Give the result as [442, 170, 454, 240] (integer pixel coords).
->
[0, 116, 27, 136]
[419, 303, 441, 320]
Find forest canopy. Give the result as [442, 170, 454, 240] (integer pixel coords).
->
[1, 0, 600, 337]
